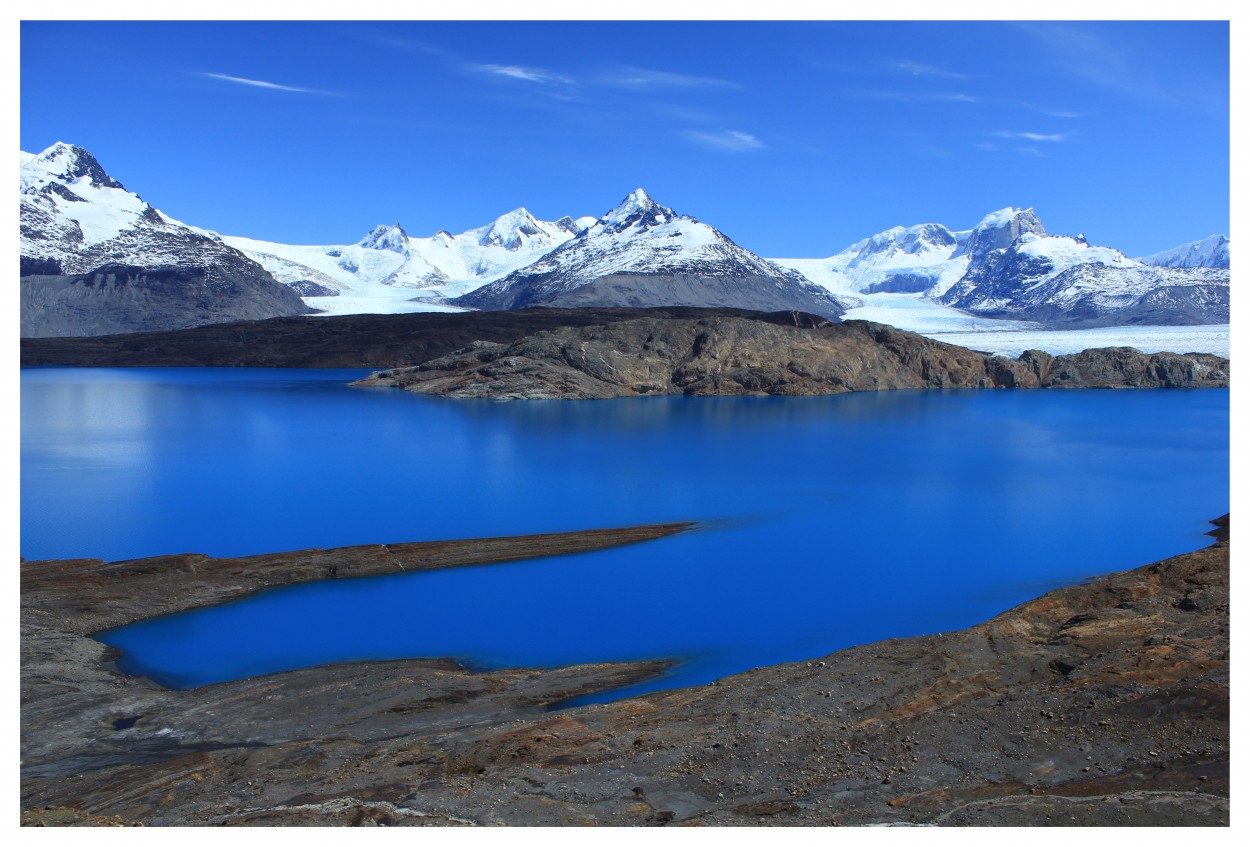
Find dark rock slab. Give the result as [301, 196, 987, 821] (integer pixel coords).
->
[20, 306, 831, 368]
[356, 317, 1230, 400]
[21, 262, 311, 338]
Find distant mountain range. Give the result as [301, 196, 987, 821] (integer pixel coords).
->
[18, 142, 1231, 337]
[773, 207, 1230, 326]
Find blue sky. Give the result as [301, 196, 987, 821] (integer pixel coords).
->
[20, 20, 1229, 258]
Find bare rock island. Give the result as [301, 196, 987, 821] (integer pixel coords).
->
[354, 316, 1230, 400]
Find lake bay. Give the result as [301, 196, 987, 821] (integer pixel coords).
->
[21, 368, 1229, 702]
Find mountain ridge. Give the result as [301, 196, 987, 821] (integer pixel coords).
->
[19, 142, 1231, 334]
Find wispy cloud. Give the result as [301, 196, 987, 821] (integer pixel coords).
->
[474, 64, 576, 86]
[994, 130, 1068, 142]
[685, 130, 764, 152]
[1011, 22, 1170, 103]
[896, 60, 971, 80]
[846, 89, 978, 104]
[602, 65, 738, 89]
[201, 72, 338, 96]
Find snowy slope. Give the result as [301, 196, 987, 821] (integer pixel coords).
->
[771, 208, 1050, 299]
[773, 222, 971, 296]
[939, 217, 1228, 325]
[19, 142, 309, 334]
[223, 209, 593, 316]
[20, 142, 270, 277]
[1138, 235, 1230, 269]
[778, 206, 1229, 328]
[455, 189, 850, 318]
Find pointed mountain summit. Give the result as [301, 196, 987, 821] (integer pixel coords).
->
[952, 207, 1047, 261]
[19, 142, 310, 336]
[22, 141, 126, 192]
[478, 208, 545, 250]
[358, 223, 411, 253]
[454, 189, 849, 318]
[599, 187, 671, 229]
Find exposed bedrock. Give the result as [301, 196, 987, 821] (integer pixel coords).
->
[20, 306, 829, 368]
[471, 271, 851, 320]
[356, 317, 1230, 400]
[20, 262, 311, 338]
[20, 517, 1230, 826]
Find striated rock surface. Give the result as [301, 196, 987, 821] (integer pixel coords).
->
[355, 316, 1230, 400]
[21, 517, 1230, 826]
[21, 262, 310, 338]
[20, 306, 826, 368]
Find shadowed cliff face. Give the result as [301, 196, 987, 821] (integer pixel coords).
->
[355, 317, 1230, 400]
[20, 262, 311, 338]
[21, 518, 1229, 826]
[19, 306, 832, 367]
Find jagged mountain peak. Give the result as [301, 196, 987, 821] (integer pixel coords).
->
[600, 188, 675, 228]
[969, 206, 1042, 231]
[554, 215, 588, 235]
[954, 207, 1047, 260]
[857, 222, 958, 259]
[23, 142, 125, 191]
[479, 207, 544, 249]
[358, 223, 410, 253]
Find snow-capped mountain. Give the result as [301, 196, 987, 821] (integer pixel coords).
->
[20, 142, 309, 336]
[774, 223, 970, 297]
[222, 208, 597, 315]
[776, 207, 1229, 328]
[937, 212, 1228, 325]
[21, 143, 277, 279]
[18, 142, 1229, 333]
[1138, 235, 1230, 269]
[772, 207, 1051, 299]
[454, 189, 851, 318]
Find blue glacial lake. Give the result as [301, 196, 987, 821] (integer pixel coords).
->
[21, 368, 1229, 702]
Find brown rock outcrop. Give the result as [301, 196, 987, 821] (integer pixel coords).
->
[21, 517, 1229, 826]
[356, 317, 1229, 399]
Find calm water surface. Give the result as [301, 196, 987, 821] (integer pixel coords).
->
[21, 369, 1229, 701]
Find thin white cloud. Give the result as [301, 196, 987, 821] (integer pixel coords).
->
[604, 65, 738, 89]
[1011, 22, 1170, 103]
[474, 64, 576, 86]
[847, 89, 978, 104]
[896, 60, 971, 80]
[994, 131, 1068, 142]
[685, 130, 764, 152]
[201, 72, 338, 96]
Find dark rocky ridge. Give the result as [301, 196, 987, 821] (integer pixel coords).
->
[356, 316, 1230, 400]
[458, 270, 851, 319]
[20, 262, 312, 338]
[21, 518, 1230, 825]
[20, 306, 832, 368]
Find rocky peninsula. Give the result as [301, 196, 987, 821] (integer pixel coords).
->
[21, 517, 1229, 826]
[354, 316, 1230, 400]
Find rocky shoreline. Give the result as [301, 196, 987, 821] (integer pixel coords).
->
[18, 306, 830, 368]
[21, 517, 1229, 826]
[355, 316, 1230, 400]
